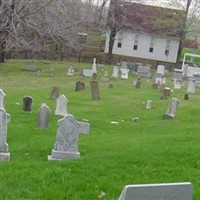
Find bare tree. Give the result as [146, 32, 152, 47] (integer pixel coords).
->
[0, 0, 96, 63]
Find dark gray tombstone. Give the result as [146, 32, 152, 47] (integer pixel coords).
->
[23, 96, 33, 112]
[0, 109, 11, 161]
[90, 81, 100, 100]
[163, 87, 171, 99]
[37, 103, 51, 129]
[90, 73, 100, 101]
[118, 182, 192, 200]
[51, 86, 59, 100]
[75, 81, 85, 91]
[184, 94, 189, 100]
[48, 114, 90, 161]
[135, 79, 141, 88]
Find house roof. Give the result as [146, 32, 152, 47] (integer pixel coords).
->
[107, 1, 186, 38]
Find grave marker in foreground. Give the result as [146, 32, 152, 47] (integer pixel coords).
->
[118, 182, 192, 200]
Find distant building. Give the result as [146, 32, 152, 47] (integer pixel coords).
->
[105, 2, 186, 63]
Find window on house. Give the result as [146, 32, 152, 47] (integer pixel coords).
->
[149, 36, 155, 53]
[133, 34, 139, 51]
[165, 38, 170, 56]
[117, 32, 123, 48]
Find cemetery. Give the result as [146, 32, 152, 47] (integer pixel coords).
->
[1, 59, 200, 199]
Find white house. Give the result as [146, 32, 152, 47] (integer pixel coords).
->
[105, 2, 186, 63]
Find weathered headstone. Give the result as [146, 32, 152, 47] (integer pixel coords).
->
[102, 70, 109, 82]
[67, 66, 74, 76]
[23, 96, 33, 112]
[37, 103, 51, 129]
[163, 98, 179, 119]
[83, 69, 94, 77]
[174, 80, 182, 89]
[184, 94, 189, 100]
[90, 73, 100, 101]
[152, 83, 158, 89]
[55, 94, 68, 116]
[187, 79, 195, 94]
[75, 81, 85, 91]
[92, 58, 97, 74]
[51, 86, 59, 100]
[156, 65, 165, 76]
[137, 65, 150, 78]
[163, 87, 171, 99]
[48, 114, 90, 160]
[0, 109, 11, 161]
[24, 65, 38, 72]
[118, 182, 192, 200]
[48, 68, 55, 77]
[0, 89, 6, 110]
[112, 66, 119, 78]
[146, 100, 152, 109]
[135, 79, 141, 88]
[121, 68, 129, 79]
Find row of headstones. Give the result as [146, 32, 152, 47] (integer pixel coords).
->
[0, 89, 90, 161]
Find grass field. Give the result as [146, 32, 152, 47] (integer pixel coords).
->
[0, 59, 200, 200]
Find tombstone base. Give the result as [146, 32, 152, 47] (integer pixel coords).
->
[48, 150, 80, 161]
[163, 114, 175, 120]
[0, 152, 10, 161]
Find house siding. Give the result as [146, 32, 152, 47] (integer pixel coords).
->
[104, 31, 180, 63]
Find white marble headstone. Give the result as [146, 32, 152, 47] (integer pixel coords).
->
[187, 79, 195, 94]
[0, 109, 11, 161]
[55, 94, 68, 116]
[92, 58, 97, 74]
[112, 66, 119, 78]
[118, 182, 192, 200]
[121, 68, 129, 79]
[0, 89, 6, 110]
[48, 114, 90, 160]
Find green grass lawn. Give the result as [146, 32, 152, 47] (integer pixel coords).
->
[0, 59, 200, 200]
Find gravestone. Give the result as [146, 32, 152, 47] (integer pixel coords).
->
[90, 73, 100, 101]
[152, 83, 158, 89]
[154, 73, 163, 86]
[37, 103, 51, 129]
[51, 86, 59, 100]
[55, 94, 68, 116]
[184, 94, 189, 100]
[146, 100, 152, 109]
[118, 182, 192, 200]
[174, 80, 182, 89]
[163, 87, 171, 99]
[102, 70, 109, 82]
[156, 65, 165, 76]
[137, 65, 150, 78]
[23, 96, 33, 112]
[67, 66, 74, 76]
[24, 65, 38, 72]
[75, 81, 85, 91]
[173, 69, 183, 81]
[36, 70, 42, 77]
[0, 109, 11, 161]
[163, 98, 179, 119]
[48, 114, 90, 160]
[92, 58, 97, 74]
[83, 69, 94, 77]
[112, 66, 119, 78]
[0, 89, 6, 110]
[121, 68, 129, 79]
[187, 79, 195, 94]
[48, 68, 55, 77]
[135, 79, 141, 88]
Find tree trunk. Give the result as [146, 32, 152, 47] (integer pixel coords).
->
[106, 30, 116, 64]
[0, 40, 6, 63]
